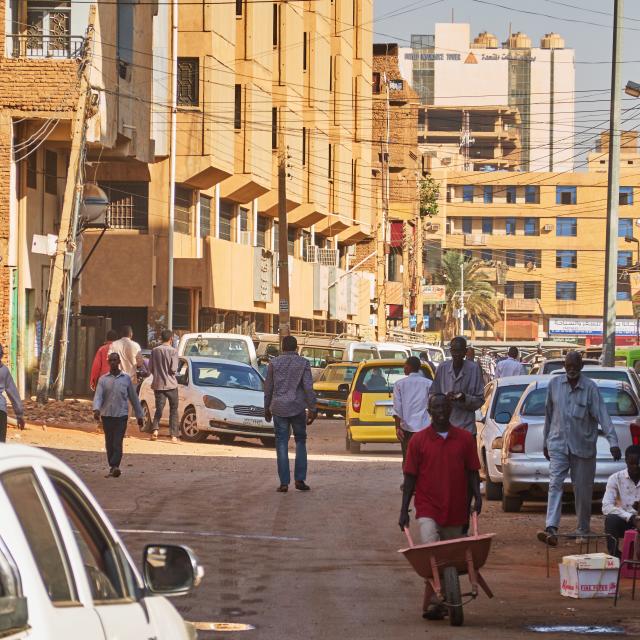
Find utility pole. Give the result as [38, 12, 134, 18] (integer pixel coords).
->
[277, 115, 290, 346]
[602, 0, 624, 366]
[36, 10, 95, 404]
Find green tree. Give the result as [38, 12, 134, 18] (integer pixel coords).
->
[434, 251, 500, 339]
[418, 176, 439, 218]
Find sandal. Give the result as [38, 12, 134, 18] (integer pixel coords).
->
[276, 485, 289, 492]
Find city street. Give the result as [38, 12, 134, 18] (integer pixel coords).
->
[8, 418, 640, 639]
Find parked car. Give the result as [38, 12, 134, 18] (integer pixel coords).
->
[343, 359, 435, 453]
[615, 346, 640, 372]
[313, 363, 357, 417]
[550, 365, 640, 400]
[0, 445, 202, 640]
[475, 376, 534, 501]
[529, 358, 600, 375]
[140, 357, 274, 446]
[177, 332, 258, 367]
[500, 378, 640, 512]
[374, 342, 411, 360]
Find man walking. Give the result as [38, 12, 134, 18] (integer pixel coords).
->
[90, 329, 118, 391]
[602, 445, 640, 557]
[478, 348, 495, 384]
[148, 329, 180, 443]
[264, 336, 317, 493]
[429, 336, 484, 435]
[399, 393, 482, 620]
[109, 325, 142, 382]
[0, 345, 25, 442]
[393, 356, 432, 464]
[538, 351, 621, 545]
[495, 346, 525, 379]
[93, 353, 144, 477]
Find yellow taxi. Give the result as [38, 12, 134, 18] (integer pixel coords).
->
[343, 359, 434, 453]
[313, 363, 358, 417]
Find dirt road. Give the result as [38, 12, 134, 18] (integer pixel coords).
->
[6, 419, 640, 638]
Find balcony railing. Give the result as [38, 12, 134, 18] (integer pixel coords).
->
[7, 34, 84, 59]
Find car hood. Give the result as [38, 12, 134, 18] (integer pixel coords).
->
[193, 385, 265, 407]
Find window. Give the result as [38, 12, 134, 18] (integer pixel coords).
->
[524, 217, 538, 236]
[27, 153, 37, 189]
[505, 249, 516, 267]
[99, 182, 149, 230]
[200, 195, 211, 238]
[462, 218, 472, 234]
[505, 282, 515, 299]
[273, 221, 279, 252]
[556, 250, 577, 268]
[302, 127, 307, 166]
[45, 150, 57, 195]
[271, 107, 278, 149]
[1, 469, 76, 603]
[117, 0, 134, 66]
[173, 288, 191, 330]
[388, 249, 402, 281]
[303, 32, 307, 70]
[177, 57, 199, 106]
[239, 206, 249, 244]
[618, 251, 633, 268]
[372, 72, 381, 94]
[236, 0, 243, 16]
[556, 186, 577, 205]
[556, 217, 577, 236]
[506, 186, 517, 204]
[620, 186, 634, 206]
[618, 280, 631, 301]
[219, 200, 234, 241]
[556, 281, 577, 300]
[462, 185, 474, 203]
[328, 143, 333, 179]
[523, 249, 539, 267]
[389, 79, 403, 91]
[619, 218, 633, 238]
[234, 84, 242, 130]
[482, 217, 493, 234]
[481, 248, 492, 262]
[505, 217, 516, 235]
[272, 3, 279, 46]
[483, 186, 493, 204]
[523, 282, 539, 299]
[524, 185, 539, 204]
[174, 186, 192, 234]
[257, 215, 268, 248]
[287, 227, 296, 256]
[463, 249, 472, 261]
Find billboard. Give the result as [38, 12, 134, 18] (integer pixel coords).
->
[549, 317, 638, 337]
[422, 285, 446, 304]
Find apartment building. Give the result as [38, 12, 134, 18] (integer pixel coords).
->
[1, 0, 161, 391]
[428, 155, 640, 341]
[79, 0, 374, 342]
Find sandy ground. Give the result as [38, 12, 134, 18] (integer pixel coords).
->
[4, 418, 640, 639]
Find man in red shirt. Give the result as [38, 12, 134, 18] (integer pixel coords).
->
[90, 330, 118, 391]
[399, 393, 482, 620]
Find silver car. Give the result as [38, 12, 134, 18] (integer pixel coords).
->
[500, 378, 640, 513]
[550, 365, 640, 400]
[476, 376, 534, 501]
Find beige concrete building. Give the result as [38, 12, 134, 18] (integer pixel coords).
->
[80, 0, 374, 342]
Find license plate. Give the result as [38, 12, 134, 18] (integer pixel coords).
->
[242, 418, 262, 426]
[385, 407, 394, 416]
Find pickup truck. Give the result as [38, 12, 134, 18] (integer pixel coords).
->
[0, 444, 203, 639]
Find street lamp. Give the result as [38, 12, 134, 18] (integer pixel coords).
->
[625, 80, 640, 98]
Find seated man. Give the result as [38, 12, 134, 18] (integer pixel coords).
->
[603, 444, 640, 557]
[399, 393, 482, 620]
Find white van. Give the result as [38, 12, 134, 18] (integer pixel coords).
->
[177, 333, 257, 368]
[374, 342, 411, 360]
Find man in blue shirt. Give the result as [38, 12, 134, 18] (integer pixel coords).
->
[93, 352, 144, 477]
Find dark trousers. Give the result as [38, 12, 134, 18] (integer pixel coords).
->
[0, 411, 6, 443]
[605, 514, 636, 557]
[400, 430, 416, 467]
[102, 416, 128, 468]
[153, 388, 179, 437]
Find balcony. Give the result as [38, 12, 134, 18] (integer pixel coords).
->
[502, 298, 538, 313]
[464, 233, 487, 246]
[7, 34, 84, 59]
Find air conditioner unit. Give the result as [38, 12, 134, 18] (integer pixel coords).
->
[426, 222, 440, 232]
[543, 223, 553, 232]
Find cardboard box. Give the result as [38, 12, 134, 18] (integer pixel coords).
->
[559, 554, 620, 599]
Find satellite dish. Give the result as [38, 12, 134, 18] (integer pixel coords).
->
[81, 183, 109, 228]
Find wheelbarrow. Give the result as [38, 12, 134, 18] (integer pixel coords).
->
[399, 513, 495, 626]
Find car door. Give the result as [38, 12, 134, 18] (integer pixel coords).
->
[176, 359, 190, 419]
[0, 467, 106, 639]
[477, 383, 494, 469]
[41, 468, 158, 640]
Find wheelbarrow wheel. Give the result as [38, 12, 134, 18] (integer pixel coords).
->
[443, 566, 464, 627]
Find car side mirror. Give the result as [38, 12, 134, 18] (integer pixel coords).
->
[337, 383, 350, 399]
[0, 544, 28, 635]
[143, 544, 203, 597]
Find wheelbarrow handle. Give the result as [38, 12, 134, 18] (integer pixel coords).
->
[403, 527, 415, 548]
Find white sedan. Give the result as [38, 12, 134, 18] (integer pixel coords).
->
[139, 357, 275, 446]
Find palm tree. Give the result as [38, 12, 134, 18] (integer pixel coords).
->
[434, 251, 500, 339]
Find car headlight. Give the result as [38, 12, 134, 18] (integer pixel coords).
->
[203, 395, 227, 410]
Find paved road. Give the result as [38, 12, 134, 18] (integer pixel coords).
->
[12, 418, 640, 638]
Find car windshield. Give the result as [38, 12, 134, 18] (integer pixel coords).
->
[542, 362, 565, 373]
[320, 366, 357, 383]
[191, 363, 263, 391]
[491, 384, 529, 421]
[428, 348, 444, 363]
[378, 350, 407, 360]
[522, 386, 638, 417]
[351, 348, 377, 362]
[183, 338, 251, 364]
[355, 366, 430, 393]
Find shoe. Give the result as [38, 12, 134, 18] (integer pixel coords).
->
[151, 430, 158, 441]
[568, 530, 592, 545]
[422, 604, 447, 620]
[537, 526, 558, 546]
[105, 467, 115, 478]
[171, 436, 180, 444]
[295, 481, 311, 491]
[276, 485, 289, 492]
[112, 467, 121, 478]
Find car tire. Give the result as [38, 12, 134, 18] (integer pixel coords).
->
[346, 434, 361, 454]
[260, 436, 276, 448]
[141, 401, 153, 433]
[485, 479, 503, 501]
[218, 433, 236, 445]
[502, 495, 523, 513]
[180, 407, 208, 443]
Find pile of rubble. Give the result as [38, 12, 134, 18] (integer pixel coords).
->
[21, 398, 95, 428]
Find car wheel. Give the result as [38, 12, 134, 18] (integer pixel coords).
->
[141, 401, 153, 433]
[180, 407, 208, 443]
[260, 436, 276, 448]
[218, 433, 236, 445]
[485, 478, 503, 501]
[346, 433, 361, 454]
[502, 495, 522, 513]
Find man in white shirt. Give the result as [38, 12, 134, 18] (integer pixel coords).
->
[495, 346, 525, 379]
[108, 325, 143, 382]
[393, 356, 432, 464]
[603, 445, 640, 557]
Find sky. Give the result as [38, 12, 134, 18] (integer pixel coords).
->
[372, 0, 640, 167]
